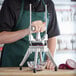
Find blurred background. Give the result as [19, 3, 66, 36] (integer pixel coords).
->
[0, 0, 76, 67]
[53, 0, 76, 66]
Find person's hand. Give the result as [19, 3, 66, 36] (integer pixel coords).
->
[46, 59, 55, 70]
[31, 20, 46, 33]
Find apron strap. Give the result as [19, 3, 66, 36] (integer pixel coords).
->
[16, 0, 47, 25]
[41, 0, 46, 6]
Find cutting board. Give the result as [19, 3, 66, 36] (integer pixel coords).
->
[0, 67, 76, 76]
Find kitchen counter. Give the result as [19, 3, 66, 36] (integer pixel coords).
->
[0, 67, 76, 76]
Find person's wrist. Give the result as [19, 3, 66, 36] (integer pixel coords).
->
[26, 28, 30, 35]
[23, 28, 30, 36]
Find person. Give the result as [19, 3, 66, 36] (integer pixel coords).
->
[0, 0, 60, 70]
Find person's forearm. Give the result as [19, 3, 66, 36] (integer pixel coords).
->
[0, 28, 30, 44]
[48, 37, 56, 57]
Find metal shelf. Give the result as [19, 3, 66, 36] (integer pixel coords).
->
[54, 2, 76, 5]
[0, 0, 4, 5]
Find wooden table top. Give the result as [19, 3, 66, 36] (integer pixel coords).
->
[0, 67, 76, 76]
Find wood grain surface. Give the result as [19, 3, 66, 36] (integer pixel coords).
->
[0, 67, 76, 76]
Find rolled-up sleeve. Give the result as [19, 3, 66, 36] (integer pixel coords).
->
[0, 0, 15, 32]
[47, 1, 60, 38]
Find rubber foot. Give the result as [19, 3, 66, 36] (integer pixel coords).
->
[33, 68, 36, 73]
[55, 66, 57, 71]
[20, 66, 22, 70]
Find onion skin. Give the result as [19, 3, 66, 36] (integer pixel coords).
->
[66, 59, 76, 70]
[59, 64, 68, 69]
